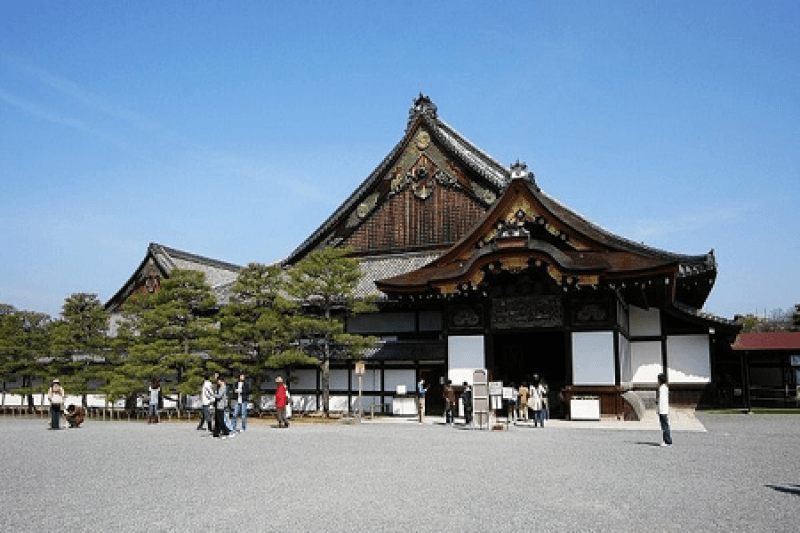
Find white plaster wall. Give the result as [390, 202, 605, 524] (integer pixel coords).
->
[328, 395, 350, 412]
[666, 335, 711, 383]
[292, 394, 318, 412]
[1, 393, 23, 406]
[383, 369, 416, 393]
[630, 306, 661, 337]
[572, 331, 616, 385]
[619, 334, 632, 384]
[448, 335, 485, 386]
[350, 369, 380, 391]
[631, 341, 663, 384]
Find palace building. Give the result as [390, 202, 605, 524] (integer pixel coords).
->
[106, 95, 741, 417]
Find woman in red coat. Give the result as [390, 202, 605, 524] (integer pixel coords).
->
[275, 376, 289, 428]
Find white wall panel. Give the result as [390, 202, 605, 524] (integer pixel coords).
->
[448, 335, 485, 385]
[630, 306, 661, 337]
[572, 331, 616, 385]
[384, 369, 416, 393]
[667, 335, 711, 383]
[631, 341, 663, 384]
[619, 334, 632, 384]
[350, 369, 380, 391]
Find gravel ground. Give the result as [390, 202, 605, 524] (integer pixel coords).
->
[1, 413, 798, 532]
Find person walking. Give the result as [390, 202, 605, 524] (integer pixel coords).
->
[212, 375, 232, 439]
[147, 379, 161, 424]
[231, 373, 251, 432]
[197, 374, 214, 431]
[417, 378, 428, 424]
[275, 377, 289, 428]
[518, 382, 529, 422]
[443, 380, 456, 425]
[47, 379, 65, 430]
[657, 373, 673, 447]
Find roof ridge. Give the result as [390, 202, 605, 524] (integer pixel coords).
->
[149, 242, 242, 272]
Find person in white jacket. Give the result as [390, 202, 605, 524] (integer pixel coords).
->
[47, 379, 65, 430]
[657, 373, 673, 447]
[196, 374, 214, 432]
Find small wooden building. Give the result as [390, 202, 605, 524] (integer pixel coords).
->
[732, 332, 800, 408]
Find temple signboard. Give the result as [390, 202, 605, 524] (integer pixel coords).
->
[491, 295, 563, 329]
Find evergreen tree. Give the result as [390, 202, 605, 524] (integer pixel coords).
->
[0, 305, 51, 409]
[286, 248, 376, 416]
[114, 270, 219, 409]
[47, 293, 109, 402]
[219, 263, 315, 390]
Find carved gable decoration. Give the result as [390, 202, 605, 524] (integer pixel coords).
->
[339, 122, 503, 254]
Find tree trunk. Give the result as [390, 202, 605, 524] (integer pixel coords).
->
[321, 356, 330, 417]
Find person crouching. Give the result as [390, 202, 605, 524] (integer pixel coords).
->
[65, 404, 85, 428]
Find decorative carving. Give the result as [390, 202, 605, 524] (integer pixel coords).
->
[415, 130, 431, 150]
[433, 169, 459, 189]
[575, 303, 609, 323]
[491, 295, 563, 329]
[357, 193, 379, 219]
[450, 306, 483, 329]
[472, 182, 496, 205]
[143, 265, 160, 293]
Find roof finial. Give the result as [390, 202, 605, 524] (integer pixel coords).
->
[509, 160, 537, 189]
[408, 94, 438, 129]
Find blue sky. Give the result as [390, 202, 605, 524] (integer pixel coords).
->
[1, 1, 798, 320]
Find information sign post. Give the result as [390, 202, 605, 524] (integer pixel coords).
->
[473, 369, 489, 430]
[355, 361, 365, 423]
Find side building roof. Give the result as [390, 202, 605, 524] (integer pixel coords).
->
[105, 243, 242, 313]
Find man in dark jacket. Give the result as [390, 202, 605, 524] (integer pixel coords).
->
[212, 376, 231, 439]
[231, 372, 251, 432]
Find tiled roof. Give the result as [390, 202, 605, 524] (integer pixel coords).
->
[105, 243, 242, 311]
[355, 251, 442, 298]
[732, 332, 800, 351]
[149, 243, 242, 297]
[671, 301, 741, 329]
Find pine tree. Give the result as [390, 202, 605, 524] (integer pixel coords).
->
[115, 270, 219, 411]
[219, 263, 316, 391]
[47, 293, 109, 404]
[0, 305, 51, 409]
[286, 248, 376, 416]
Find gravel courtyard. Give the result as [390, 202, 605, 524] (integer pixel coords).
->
[1, 413, 797, 532]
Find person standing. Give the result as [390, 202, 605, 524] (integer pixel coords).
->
[231, 373, 251, 432]
[657, 373, 673, 447]
[212, 375, 232, 439]
[147, 379, 161, 424]
[461, 382, 473, 427]
[443, 380, 456, 425]
[518, 382, 529, 421]
[47, 379, 65, 430]
[417, 378, 428, 424]
[275, 377, 289, 428]
[528, 376, 543, 428]
[197, 374, 214, 431]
